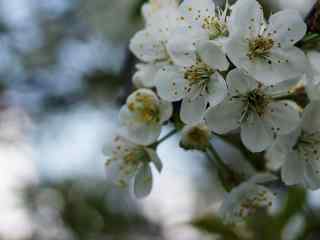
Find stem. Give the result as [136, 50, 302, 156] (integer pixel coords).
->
[206, 144, 240, 192]
[154, 129, 178, 147]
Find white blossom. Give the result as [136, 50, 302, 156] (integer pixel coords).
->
[105, 135, 162, 198]
[119, 89, 172, 145]
[156, 41, 229, 124]
[166, 0, 230, 67]
[268, 101, 320, 190]
[219, 174, 277, 224]
[205, 69, 301, 152]
[226, 0, 307, 85]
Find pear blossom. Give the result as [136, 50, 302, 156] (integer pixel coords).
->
[119, 89, 173, 145]
[105, 135, 162, 198]
[226, 0, 307, 85]
[156, 41, 229, 124]
[180, 121, 212, 151]
[219, 174, 277, 224]
[205, 69, 301, 152]
[166, 0, 230, 67]
[268, 101, 320, 190]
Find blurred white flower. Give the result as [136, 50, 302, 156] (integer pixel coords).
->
[226, 0, 307, 85]
[119, 89, 172, 146]
[105, 135, 162, 198]
[268, 101, 320, 190]
[166, 0, 230, 67]
[156, 41, 228, 124]
[219, 174, 277, 224]
[205, 69, 301, 152]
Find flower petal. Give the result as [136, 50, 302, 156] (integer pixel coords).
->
[247, 47, 307, 85]
[304, 160, 320, 190]
[266, 10, 307, 48]
[206, 72, 227, 107]
[302, 101, 320, 133]
[134, 164, 153, 198]
[129, 28, 166, 62]
[197, 40, 229, 71]
[159, 100, 173, 123]
[229, 0, 265, 36]
[120, 123, 161, 146]
[180, 95, 207, 124]
[155, 66, 187, 101]
[281, 151, 305, 186]
[264, 101, 301, 135]
[241, 113, 273, 152]
[179, 0, 215, 27]
[205, 99, 243, 134]
[133, 63, 161, 88]
[226, 68, 258, 96]
[167, 26, 207, 67]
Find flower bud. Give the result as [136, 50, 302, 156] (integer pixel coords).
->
[180, 122, 211, 151]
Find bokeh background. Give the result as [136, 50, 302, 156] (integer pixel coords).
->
[0, 0, 318, 240]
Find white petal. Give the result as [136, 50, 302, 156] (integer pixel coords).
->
[179, 0, 215, 27]
[146, 148, 163, 173]
[266, 129, 301, 170]
[206, 72, 227, 107]
[249, 173, 278, 184]
[226, 68, 258, 96]
[180, 95, 207, 124]
[155, 66, 188, 101]
[133, 63, 161, 88]
[134, 164, 153, 198]
[281, 151, 305, 186]
[241, 113, 273, 152]
[229, 0, 264, 36]
[304, 160, 320, 190]
[205, 99, 243, 134]
[266, 10, 307, 48]
[159, 100, 173, 123]
[225, 36, 252, 72]
[197, 41, 229, 71]
[263, 77, 300, 97]
[120, 124, 161, 146]
[264, 101, 301, 135]
[167, 26, 207, 67]
[302, 101, 320, 133]
[129, 28, 166, 62]
[248, 47, 307, 85]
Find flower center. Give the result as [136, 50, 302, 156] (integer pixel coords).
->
[184, 61, 214, 87]
[202, 16, 228, 40]
[128, 93, 160, 125]
[233, 88, 270, 122]
[238, 190, 273, 218]
[248, 36, 274, 61]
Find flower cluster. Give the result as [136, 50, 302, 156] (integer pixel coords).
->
[105, 0, 320, 224]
